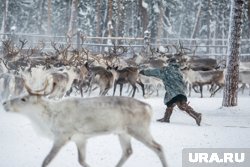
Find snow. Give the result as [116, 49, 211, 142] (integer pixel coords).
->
[0, 91, 250, 167]
[153, 3, 160, 14]
[142, 0, 148, 9]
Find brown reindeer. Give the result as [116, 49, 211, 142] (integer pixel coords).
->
[108, 66, 145, 97]
[182, 67, 224, 98]
[83, 62, 114, 96]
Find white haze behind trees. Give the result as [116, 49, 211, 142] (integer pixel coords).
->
[1, 0, 250, 40]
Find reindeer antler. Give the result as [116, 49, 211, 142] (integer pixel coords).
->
[25, 79, 56, 96]
[51, 41, 60, 54]
[0, 58, 11, 71]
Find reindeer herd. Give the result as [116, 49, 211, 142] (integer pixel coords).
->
[1, 39, 250, 167]
[1, 40, 250, 101]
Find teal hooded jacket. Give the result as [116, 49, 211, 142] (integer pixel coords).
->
[141, 63, 187, 105]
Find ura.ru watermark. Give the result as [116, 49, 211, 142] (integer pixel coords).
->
[189, 152, 244, 163]
[182, 148, 250, 167]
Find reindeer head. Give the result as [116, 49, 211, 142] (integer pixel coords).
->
[2, 80, 56, 114]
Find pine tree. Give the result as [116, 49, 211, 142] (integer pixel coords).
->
[67, 0, 79, 41]
[222, 0, 244, 107]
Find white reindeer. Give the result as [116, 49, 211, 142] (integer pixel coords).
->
[29, 66, 80, 99]
[2, 81, 168, 167]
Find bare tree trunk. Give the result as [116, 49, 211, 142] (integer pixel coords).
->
[222, 0, 244, 107]
[115, 0, 121, 43]
[47, 0, 52, 35]
[191, 2, 201, 39]
[157, 1, 164, 44]
[1, 0, 9, 38]
[107, 0, 113, 44]
[190, 0, 202, 44]
[95, 0, 101, 37]
[67, 0, 79, 42]
[206, 0, 212, 54]
[95, 0, 101, 51]
[37, 0, 46, 34]
[139, 0, 148, 34]
[248, 0, 250, 37]
[115, 0, 125, 44]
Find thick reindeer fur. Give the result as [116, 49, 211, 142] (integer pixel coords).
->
[109, 66, 145, 97]
[3, 96, 168, 167]
[0, 73, 25, 99]
[47, 67, 79, 99]
[88, 69, 114, 96]
[182, 68, 224, 97]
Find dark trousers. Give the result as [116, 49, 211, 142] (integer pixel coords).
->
[159, 94, 202, 126]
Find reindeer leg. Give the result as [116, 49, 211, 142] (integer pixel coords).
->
[88, 84, 92, 96]
[131, 85, 136, 97]
[188, 83, 192, 97]
[210, 85, 222, 97]
[120, 83, 123, 96]
[113, 82, 117, 96]
[200, 85, 203, 98]
[65, 87, 73, 97]
[102, 88, 109, 96]
[241, 83, 246, 94]
[136, 81, 145, 97]
[128, 128, 168, 167]
[116, 134, 133, 167]
[42, 137, 68, 167]
[80, 87, 83, 97]
[193, 85, 200, 93]
[99, 87, 103, 96]
[75, 139, 90, 167]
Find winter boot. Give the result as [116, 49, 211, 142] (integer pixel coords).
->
[157, 107, 173, 123]
[177, 102, 202, 126]
[186, 106, 202, 126]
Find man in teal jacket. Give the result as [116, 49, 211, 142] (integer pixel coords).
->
[140, 58, 202, 126]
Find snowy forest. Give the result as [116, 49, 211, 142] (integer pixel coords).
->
[1, 0, 250, 40]
[1, 1, 250, 167]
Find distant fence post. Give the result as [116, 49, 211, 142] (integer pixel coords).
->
[76, 29, 82, 50]
[144, 30, 151, 56]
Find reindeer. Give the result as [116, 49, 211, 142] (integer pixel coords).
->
[82, 62, 111, 96]
[182, 68, 224, 98]
[139, 74, 164, 97]
[1, 39, 31, 71]
[87, 68, 114, 96]
[2, 39, 27, 61]
[2, 81, 168, 167]
[25, 65, 80, 99]
[46, 67, 80, 99]
[238, 70, 250, 95]
[108, 66, 145, 98]
[65, 63, 89, 97]
[185, 56, 219, 71]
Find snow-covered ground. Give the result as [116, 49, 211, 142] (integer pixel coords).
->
[0, 90, 250, 167]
